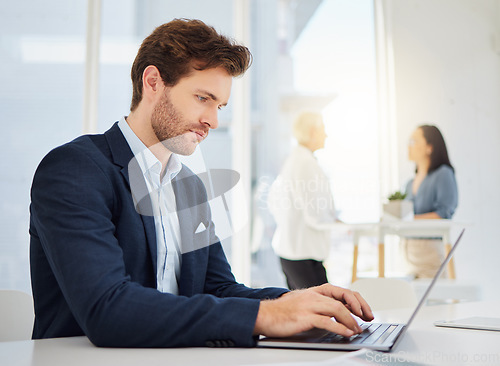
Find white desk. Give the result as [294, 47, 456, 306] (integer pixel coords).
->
[374, 301, 500, 366]
[333, 220, 466, 282]
[2, 301, 499, 366]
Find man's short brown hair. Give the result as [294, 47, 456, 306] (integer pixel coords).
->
[130, 18, 252, 111]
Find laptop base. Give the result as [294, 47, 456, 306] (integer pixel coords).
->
[258, 323, 406, 352]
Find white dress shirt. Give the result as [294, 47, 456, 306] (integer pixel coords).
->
[118, 117, 182, 294]
[268, 145, 337, 261]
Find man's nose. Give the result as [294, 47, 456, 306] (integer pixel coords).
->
[201, 107, 219, 130]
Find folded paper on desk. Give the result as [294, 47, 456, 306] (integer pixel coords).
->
[434, 317, 500, 332]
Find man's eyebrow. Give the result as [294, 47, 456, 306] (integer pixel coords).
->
[196, 89, 228, 106]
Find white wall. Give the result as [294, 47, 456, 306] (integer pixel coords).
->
[385, 0, 500, 300]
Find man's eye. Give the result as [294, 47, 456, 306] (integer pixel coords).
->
[197, 95, 207, 102]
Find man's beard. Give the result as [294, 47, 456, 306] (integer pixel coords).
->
[151, 91, 201, 156]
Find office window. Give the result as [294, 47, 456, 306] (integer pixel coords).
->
[292, 0, 379, 223]
[0, 0, 87, 292]
[250, 0, 379, 288]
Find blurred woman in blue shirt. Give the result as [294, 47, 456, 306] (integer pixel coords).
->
[404, 125, 458, 278]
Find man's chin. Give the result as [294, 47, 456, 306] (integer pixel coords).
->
[161, 140, 198, 156]
[173, 147, 197, 156]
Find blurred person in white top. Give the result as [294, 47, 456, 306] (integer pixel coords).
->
[268, 112, 337, 290]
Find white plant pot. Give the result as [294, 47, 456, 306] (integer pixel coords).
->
[383, 200, 414, 221]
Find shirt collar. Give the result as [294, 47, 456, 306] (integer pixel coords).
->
[118, 116, 182, 182]
[295, 144, 315, 158]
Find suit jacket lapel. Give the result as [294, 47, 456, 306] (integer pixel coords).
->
[172, 170, 195, 296]
[104, 122, 158, 276]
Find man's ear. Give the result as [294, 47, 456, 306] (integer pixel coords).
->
[142, 65, 163, 99]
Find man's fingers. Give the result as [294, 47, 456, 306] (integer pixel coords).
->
[309, 296, 362, 334]
[352, 291, 375, 321]
[313, 284, 374, 322]
[341, 290, 374, 321]
[254, 285, 373, 339]
[311, 315, 357, 338]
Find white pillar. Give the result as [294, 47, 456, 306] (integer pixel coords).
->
[82, 0, 101, 134]
[374, 0, 399, 207]
[231, 0, 252, 285]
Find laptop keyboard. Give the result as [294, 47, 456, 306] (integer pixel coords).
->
[319, 323, 399, 345]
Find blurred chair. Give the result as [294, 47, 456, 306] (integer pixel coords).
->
[0, 290, 34, 341]
[350, 278, 418, 311]
[411, 278, 481, 305]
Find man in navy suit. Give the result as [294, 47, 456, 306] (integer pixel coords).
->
[29, 18, 373, 348]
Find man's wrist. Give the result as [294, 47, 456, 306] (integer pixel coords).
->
[253, 299, 269, 335]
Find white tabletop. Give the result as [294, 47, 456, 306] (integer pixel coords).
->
[333, 219, 467, 235]
[2, 301, 499, 366]
[2, 336, 342, 366]
[373, 301, 500, 366]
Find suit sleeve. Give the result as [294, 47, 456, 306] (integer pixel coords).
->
[203, 242, 289, 299]
[30, 143, 277, 348]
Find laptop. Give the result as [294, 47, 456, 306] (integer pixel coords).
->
[258, 228, 465, 352]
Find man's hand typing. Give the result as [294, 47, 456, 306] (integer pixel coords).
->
[253, 283, 374, 338]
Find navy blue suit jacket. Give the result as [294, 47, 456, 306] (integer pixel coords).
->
[29, 122, 287, 348]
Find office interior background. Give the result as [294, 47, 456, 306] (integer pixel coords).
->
[1, 0, 499, 302]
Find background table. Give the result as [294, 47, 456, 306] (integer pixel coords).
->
[333, 220, 467, 282]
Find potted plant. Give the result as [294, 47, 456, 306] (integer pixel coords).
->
[383, 191, 414, 221]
